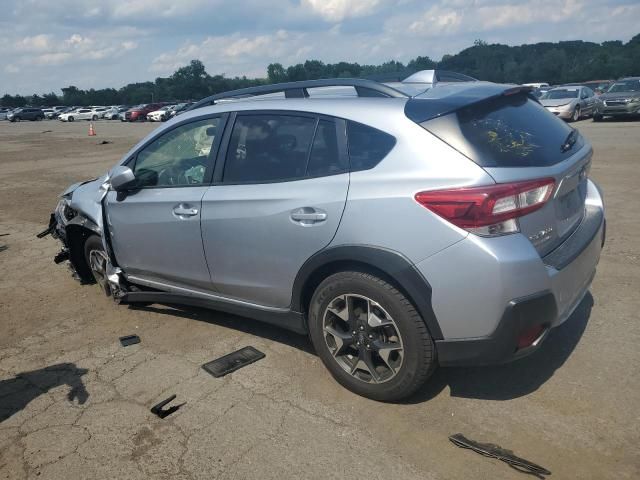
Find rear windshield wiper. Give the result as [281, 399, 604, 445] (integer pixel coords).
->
[561, 128, 578, 153]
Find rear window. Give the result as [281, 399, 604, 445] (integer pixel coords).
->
[347, 121, 396, 171]
[421, 94, 584, 167]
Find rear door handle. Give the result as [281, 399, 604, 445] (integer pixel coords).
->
[291, 208, 327, 224]
[173, 204, 199, 217]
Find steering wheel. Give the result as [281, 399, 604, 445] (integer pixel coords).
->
[157, 166, 186, 186]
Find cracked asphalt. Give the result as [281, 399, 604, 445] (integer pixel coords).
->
[1, 119, 639, 479]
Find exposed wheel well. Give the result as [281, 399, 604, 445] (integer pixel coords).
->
[65, 225, 97, 283]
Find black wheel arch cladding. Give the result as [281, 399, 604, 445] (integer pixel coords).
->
[292, 245, 443, 340]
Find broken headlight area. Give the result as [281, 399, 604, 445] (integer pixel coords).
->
[55, 198, 78, 229]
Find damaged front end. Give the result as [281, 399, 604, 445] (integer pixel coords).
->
[38, 176, 128, 300]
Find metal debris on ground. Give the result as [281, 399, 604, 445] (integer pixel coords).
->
[449, 433, 551, 478]
[119, 334, 141, 347]
[150, 394, 184, 419]
[202, 346, 265, 378]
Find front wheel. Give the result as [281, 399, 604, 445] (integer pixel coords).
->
[68, 116, 74, 122]
[84, 235, 110, 296]
[571, 106, 581, 122]
[92, 115, 98, 121]
[593, 113, 603, 122]
[308, 271, 436, 402]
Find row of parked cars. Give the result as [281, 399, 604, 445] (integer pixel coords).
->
[531, 77, 640, 122]
[0, 102, 194, 123]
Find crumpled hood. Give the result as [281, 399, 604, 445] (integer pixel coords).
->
[66, 174, 109, 229]
[540, 98, 576, 107]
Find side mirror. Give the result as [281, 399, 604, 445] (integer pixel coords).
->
[110, 165, 136, 192]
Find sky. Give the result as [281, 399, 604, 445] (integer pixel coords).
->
[1, 0, 639, 95]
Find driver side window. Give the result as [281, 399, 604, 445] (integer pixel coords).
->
[133, 117, 221, 187]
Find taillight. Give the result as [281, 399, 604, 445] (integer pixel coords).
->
[415, 178, 555, 237]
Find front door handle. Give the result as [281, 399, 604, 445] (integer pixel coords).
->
[291, 208, 327, 224]
[173, 204, 199, 217]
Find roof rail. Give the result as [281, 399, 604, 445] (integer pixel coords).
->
[186, 78, 408, 112]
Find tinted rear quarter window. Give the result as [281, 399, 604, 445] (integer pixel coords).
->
[347, 121, 396, 171]
[421, 94, 583, 167]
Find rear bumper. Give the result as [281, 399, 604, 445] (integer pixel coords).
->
[436, 291, 557, 366]
[421, 179, 605, 366]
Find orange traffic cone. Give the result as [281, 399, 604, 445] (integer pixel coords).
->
[88, 122, 96, 136]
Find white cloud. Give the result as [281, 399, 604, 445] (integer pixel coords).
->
[0, 0, 638, 94]
[15, 34, 53, 52]
[303, 0, 382, 22]
[151, 30, 306, 77]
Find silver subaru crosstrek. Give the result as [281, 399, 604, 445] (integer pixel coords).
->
[42, 71, 605, 401]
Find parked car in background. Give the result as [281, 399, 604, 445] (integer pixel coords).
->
[169, 102, 193, 118]
[581, 80, 613, 95]
[123, 103, 164, 122]
[539, 85, 597, 121]
[147, 105, 174, 122]
[44, 74, 605, 401]
[523, 82, 549, 89]
[58, 108, 99, 122]
[91, 107, 109, 119]
[0, 107, 12, 120]
[105, 106, 128, 120]
[44, 106, 67, 119]
[7, 107, 45, 122]
[594, 77, 640, 121]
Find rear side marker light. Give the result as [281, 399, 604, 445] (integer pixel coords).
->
[415, 178, 555, 237]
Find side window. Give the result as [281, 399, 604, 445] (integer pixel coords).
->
[306, 120, 346, 176]
[133, 117, 221, 187]
[223, 114, 316, 183]
[347, 121, 396, 171]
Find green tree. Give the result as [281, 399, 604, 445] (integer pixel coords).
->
[267, 63, 287, 83]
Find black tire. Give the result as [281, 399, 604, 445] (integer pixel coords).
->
[68, 116, 74, 122]
[308, 271, 436, 402]
[92, 115, 98, 121]
[593, 113, 603, 122]
[571, 106, 581, 122]
[83, 235, 109, 295]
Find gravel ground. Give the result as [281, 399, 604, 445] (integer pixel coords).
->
[0, 118, 638, 479]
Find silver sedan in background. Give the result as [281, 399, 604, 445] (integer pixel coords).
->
[539, 85, 597, 121]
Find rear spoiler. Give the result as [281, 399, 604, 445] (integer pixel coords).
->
[404, 83, 534, 123]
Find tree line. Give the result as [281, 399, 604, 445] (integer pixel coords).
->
[2, 34, 638, 108]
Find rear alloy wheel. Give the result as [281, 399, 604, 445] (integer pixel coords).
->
[309, 271, 435, 401]
[84, 235, 110, 296]
[571, 106, 581, 122]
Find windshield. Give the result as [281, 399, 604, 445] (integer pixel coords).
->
[607, 80, 640, 93]
[541, 89, 579, 100]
